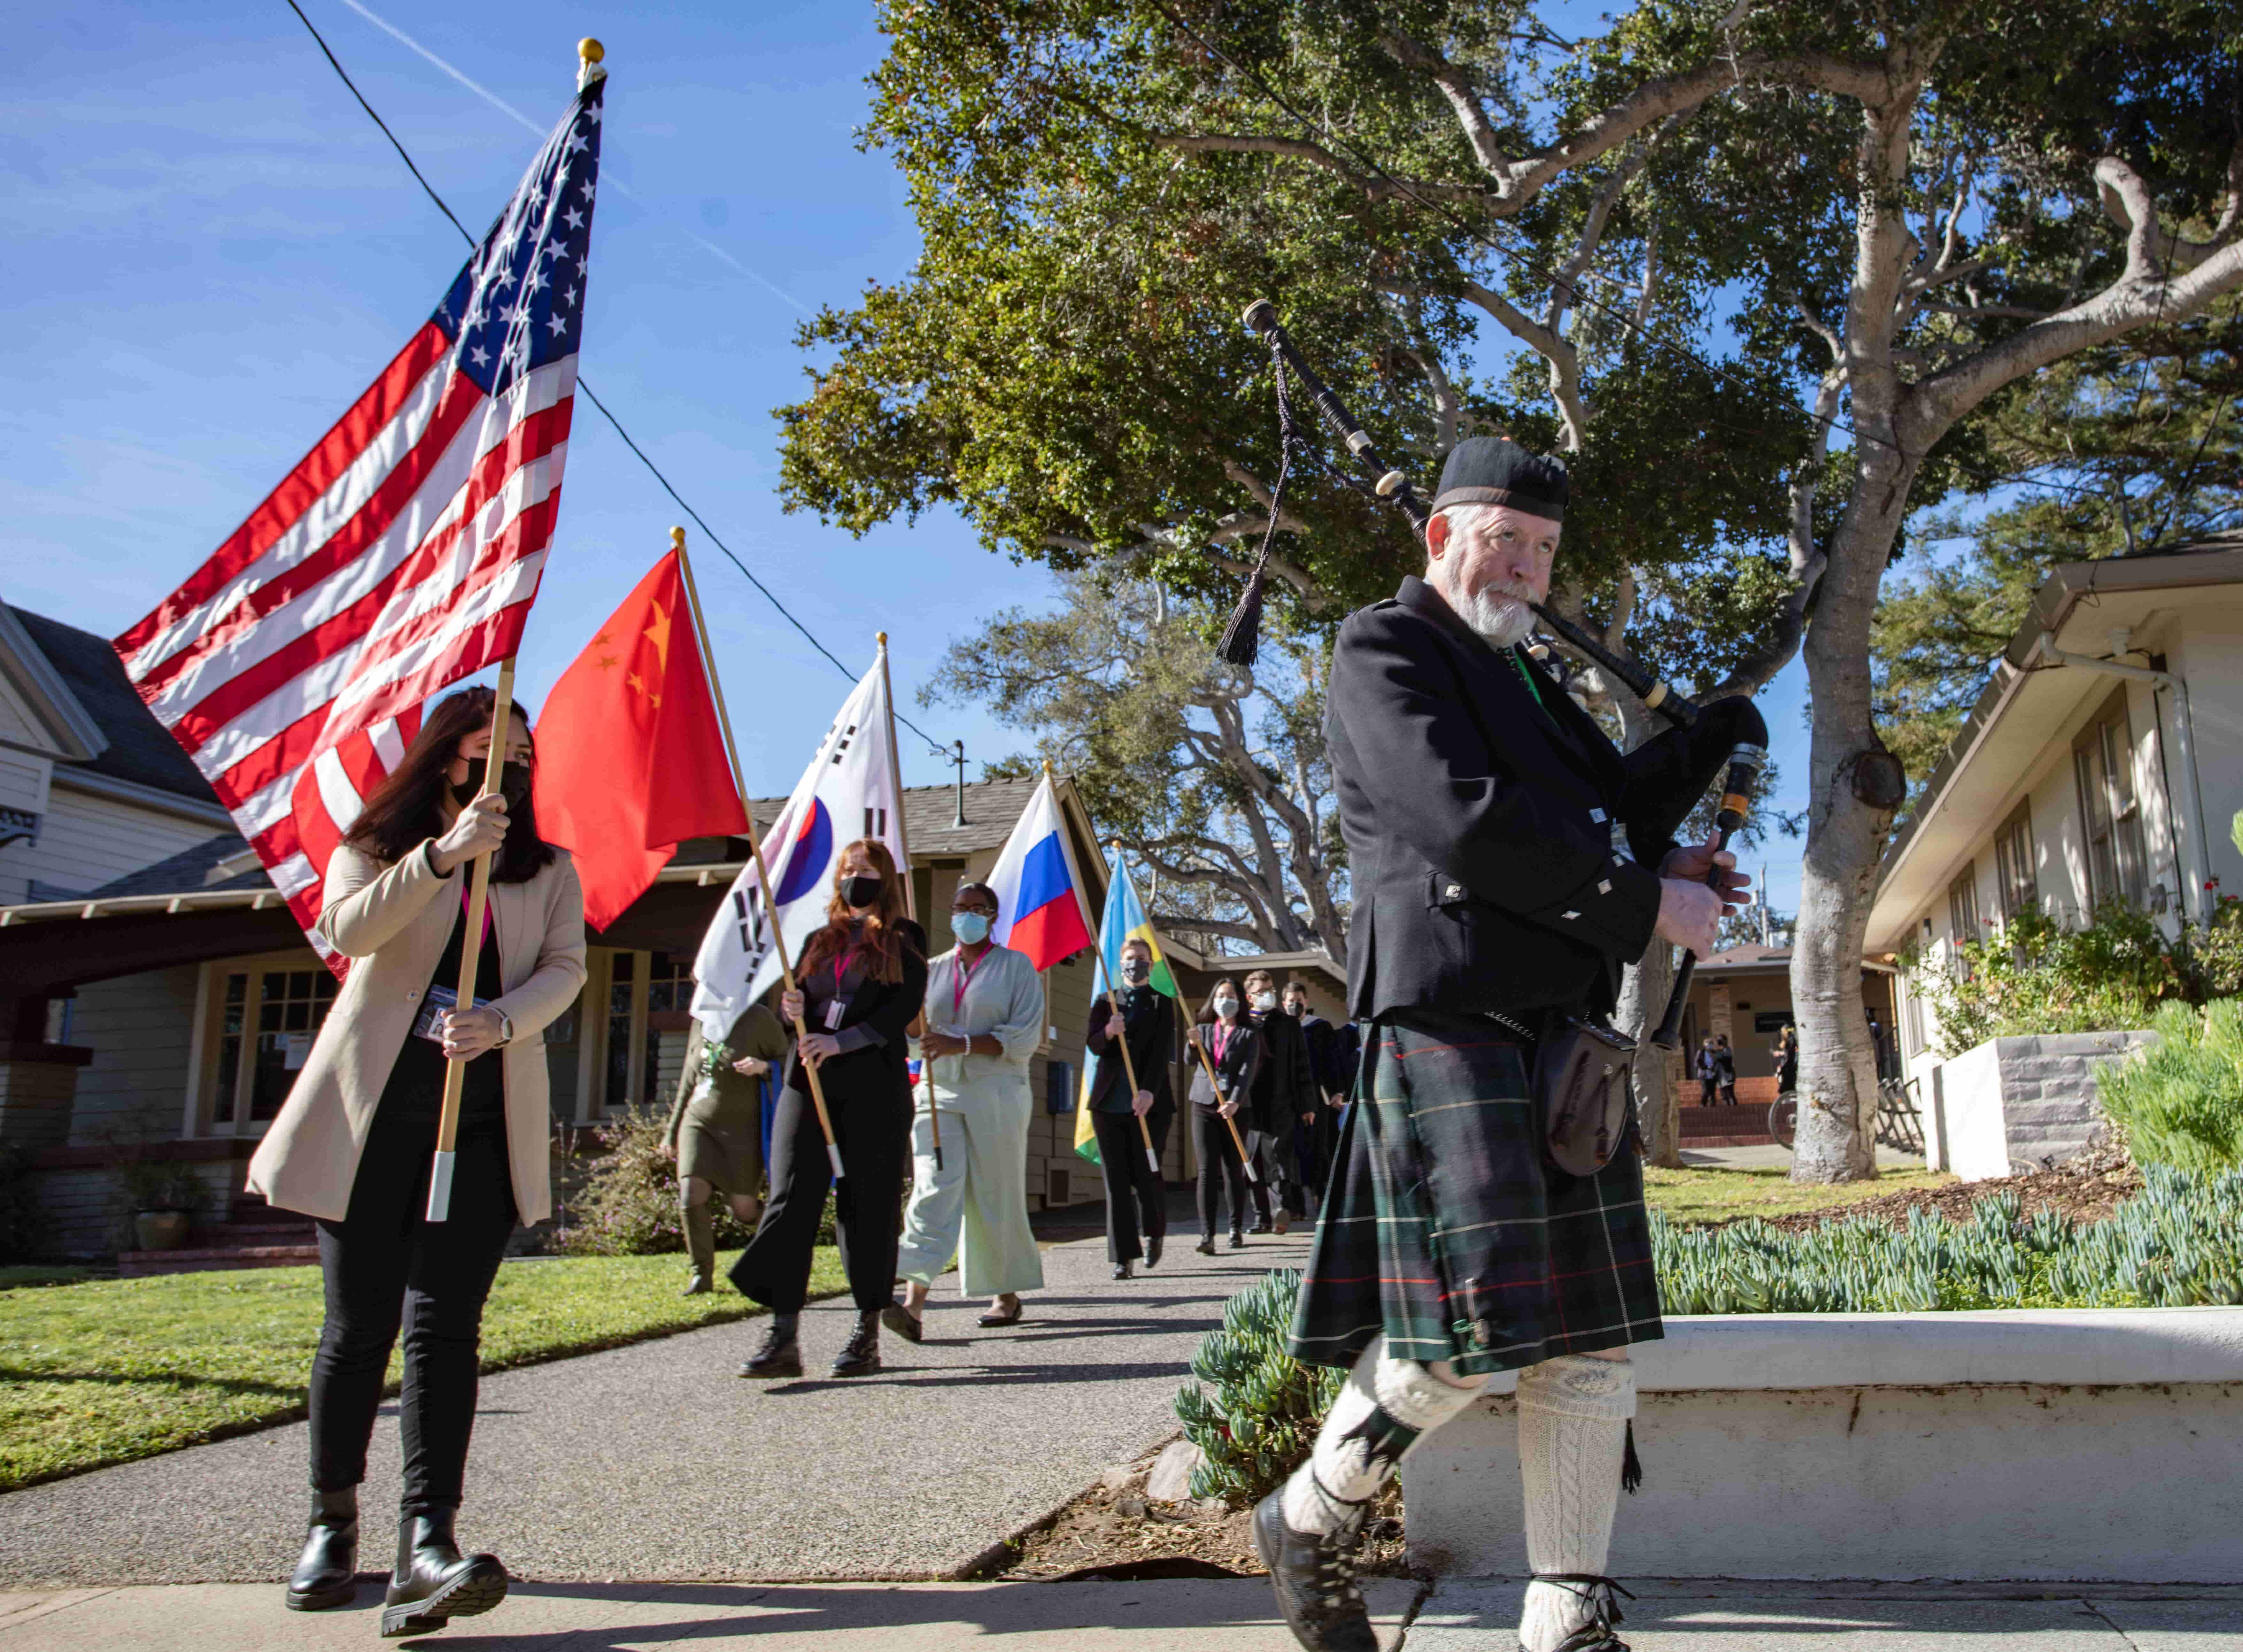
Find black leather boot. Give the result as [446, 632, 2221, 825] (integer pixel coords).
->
[740, 1313, 801, 1378]
[284, 1487, 358, 1611]
[1145, 1233, 1164, 1269]
[1252, 1485, 1377, 1652]
[379, 1510, 507, 1638]
[830, 1309, 881, 1377]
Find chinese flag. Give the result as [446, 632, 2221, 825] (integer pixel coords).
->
[533, 551, 748, 930]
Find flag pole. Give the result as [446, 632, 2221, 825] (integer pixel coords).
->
[877, 632, 941, 1171]
[1185, 985, 1260, 1185]
[673, 528, 845, 1180]
[1048, 762, 1157, 1176]
[427, 655, 516, 1221]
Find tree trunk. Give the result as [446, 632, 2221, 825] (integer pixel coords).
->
[1619, 940, 1682, 1168]
[1788, 444, 1913, 1183]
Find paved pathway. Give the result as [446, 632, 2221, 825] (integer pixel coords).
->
[0, 1229, 1312, 1587]
[4, 1578, 2236, 1649]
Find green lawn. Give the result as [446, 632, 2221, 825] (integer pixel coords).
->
[0, 1248, 844, 1493]
[1644, 1164, 1954, 1225]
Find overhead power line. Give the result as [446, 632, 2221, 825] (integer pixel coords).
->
[278, 0, 952, 758]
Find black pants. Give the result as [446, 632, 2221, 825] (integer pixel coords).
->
[309, 1101, 515, 1517]
[1093, 1104, 1171, 1264]
[1194, 1107, 1265, 1237]
[732, 1071, 908, 1313]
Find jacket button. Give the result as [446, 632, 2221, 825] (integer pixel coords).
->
[406, 990, 420, 1002]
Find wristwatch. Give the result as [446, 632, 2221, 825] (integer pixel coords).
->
[494, 1009, 514, 1048]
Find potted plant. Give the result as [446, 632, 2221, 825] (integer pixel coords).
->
[120, 1159, 203, 1251]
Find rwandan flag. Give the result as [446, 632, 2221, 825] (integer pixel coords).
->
[1074, 856, 1177, 1164]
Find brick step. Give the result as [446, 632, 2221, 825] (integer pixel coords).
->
[206, 1221, 315, 1240]
[118, 1244, 321, 1278]
[1681, 1133, 1779, 1149]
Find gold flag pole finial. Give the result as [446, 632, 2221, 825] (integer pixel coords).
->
[577, 37, 607, 90]
[877, 631, 889, 649]
[670, 525, 685, 551]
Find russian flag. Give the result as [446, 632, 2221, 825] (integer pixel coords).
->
[987, 772, 1096, 971]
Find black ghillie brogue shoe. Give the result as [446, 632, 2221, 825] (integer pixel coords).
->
[284, 1487, 358, 1611]
[379, 1511, 507, 1638]
[1521, 1573, 1636, 1652]
[830, 1309, 882, 1377]
[1251, 1485, 1377, 1652]
[740, 1314, 802, 1378]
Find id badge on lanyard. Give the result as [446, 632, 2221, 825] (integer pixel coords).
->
[824, 951, 851, 1031]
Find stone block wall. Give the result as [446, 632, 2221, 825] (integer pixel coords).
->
[1927, 1030, 2154, 1179]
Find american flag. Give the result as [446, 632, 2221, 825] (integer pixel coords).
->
[113, 70, 605, 964]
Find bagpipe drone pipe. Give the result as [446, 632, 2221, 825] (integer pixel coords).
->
[1227, 298, 1766, 1050]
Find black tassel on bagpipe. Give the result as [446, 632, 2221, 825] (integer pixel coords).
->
[1622, 1420, 1644, 1494]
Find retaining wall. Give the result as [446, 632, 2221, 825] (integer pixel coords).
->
[1402, 1308, 2243, 1582]
[1926, 1030, 2152, 1178]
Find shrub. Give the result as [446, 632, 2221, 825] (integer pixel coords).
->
[555, 1109, 761, 1257]
[1655, 1163, 2243, 1312]
[1174, 1268, 1343, 1506]
[2096, 1001, 2243, 1173]
[1920, 908, 2186, 1057]
[117, 1159, 205, 1215]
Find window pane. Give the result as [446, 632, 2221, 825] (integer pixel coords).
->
[2103, 723, 2137, 814]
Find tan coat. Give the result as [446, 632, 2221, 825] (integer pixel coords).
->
[246, 839, 588, 1223]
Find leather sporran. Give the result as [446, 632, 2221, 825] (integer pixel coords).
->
[1535, 1016, 1638, 1176]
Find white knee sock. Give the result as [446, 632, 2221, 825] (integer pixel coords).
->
[1279, 1344, 1484, 1534]
[1516, 1355, 1636, 1652]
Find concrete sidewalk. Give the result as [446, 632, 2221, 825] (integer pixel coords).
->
[4, 1578, 2236, 1649]
[0, 1230, 1310, 1587]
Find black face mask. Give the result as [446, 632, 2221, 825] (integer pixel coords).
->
[452, 761, 531, 810]
[1119, 958, 1150, 986]
[841, 873, 883, 910]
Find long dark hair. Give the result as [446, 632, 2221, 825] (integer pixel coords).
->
[1195, 977, 1245, 1026]
[798, 839, 919, 985]
[343, 687, 556, 884]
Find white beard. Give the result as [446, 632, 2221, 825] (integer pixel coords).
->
[1451, 585, 1538, 648]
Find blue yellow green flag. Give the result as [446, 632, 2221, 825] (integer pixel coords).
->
[1073, 857, 1177, 1164]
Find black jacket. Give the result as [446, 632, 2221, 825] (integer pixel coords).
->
[1328, 576, 1754, 1023]
[1297, 1014, 1340, 1096]
[1186, 1018, 1260, 1110]
[1248, 1007, 1317, 1132]
[1086, 986, 1176, 1113]
[785, 918, 929, 1098]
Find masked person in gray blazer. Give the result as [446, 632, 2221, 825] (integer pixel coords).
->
[247, 688, 586, 1638]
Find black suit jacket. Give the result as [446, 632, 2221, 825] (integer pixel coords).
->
[1328, 576, 1753, 1023]
[784, 918, 930, 1098]
[1086, 986, 1176, 1113]
[1248, 1008, 1316, 1133]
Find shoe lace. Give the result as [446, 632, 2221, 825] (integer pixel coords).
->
[754, 1322, 793, 1358]
[1311, 1507, 1368, 1612]
[1537, 1573, 1635, 1649]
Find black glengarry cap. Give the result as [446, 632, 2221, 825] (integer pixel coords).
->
[1432, 436, 1568, 523]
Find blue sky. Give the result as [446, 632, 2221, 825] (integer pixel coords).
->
[4, 0, 1811, 916]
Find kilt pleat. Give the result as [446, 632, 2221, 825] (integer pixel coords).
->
[1288, 1009, 1663, 1378]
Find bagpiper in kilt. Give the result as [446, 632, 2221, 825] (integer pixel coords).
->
[1247, 436, 1759, 1652]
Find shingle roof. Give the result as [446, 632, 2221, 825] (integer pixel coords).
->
[12, 608, 218, 805]
[83, 833, 268, 900]
[748, 775, 1050, 859]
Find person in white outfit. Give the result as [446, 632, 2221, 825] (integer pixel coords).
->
[886, 881, 1047, 1337]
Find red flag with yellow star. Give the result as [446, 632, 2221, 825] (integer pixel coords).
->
[532, 551, 748, 930]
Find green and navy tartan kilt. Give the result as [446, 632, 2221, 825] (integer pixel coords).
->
[1288, 1009, 1663, 1378]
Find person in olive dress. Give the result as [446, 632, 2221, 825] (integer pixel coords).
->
[667, 996, 789, 1295]
[732, 840, 927, 1381]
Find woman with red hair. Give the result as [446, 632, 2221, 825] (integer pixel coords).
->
[732, 839, 927, 1379]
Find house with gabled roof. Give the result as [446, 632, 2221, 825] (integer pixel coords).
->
[0, 603, 1149, 1260]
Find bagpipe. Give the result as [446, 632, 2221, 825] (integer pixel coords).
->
[1227, 298, 1765, 1050]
